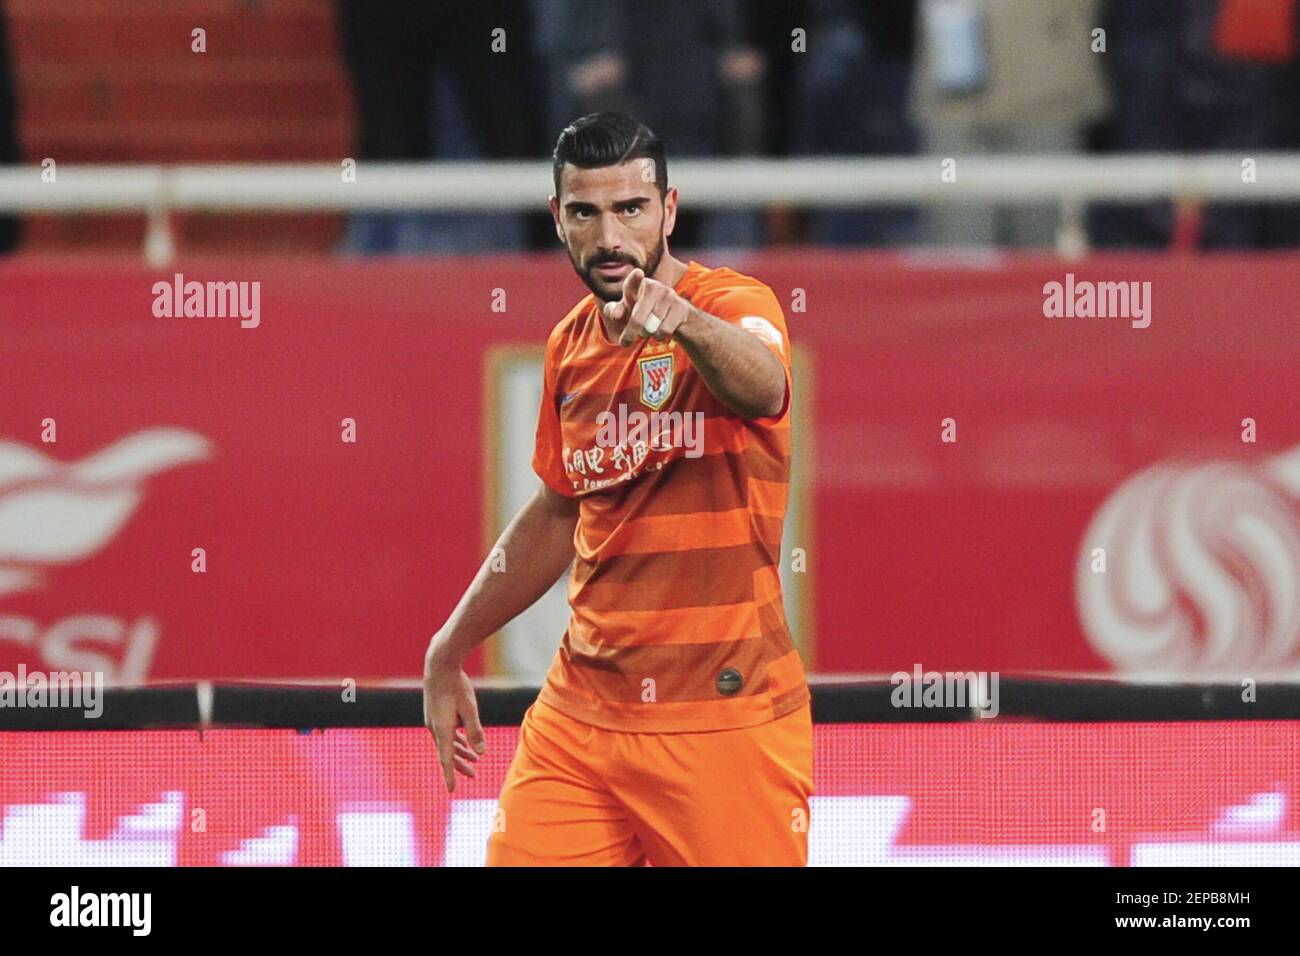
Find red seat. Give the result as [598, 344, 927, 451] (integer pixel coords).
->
[7, 0, 356, 253]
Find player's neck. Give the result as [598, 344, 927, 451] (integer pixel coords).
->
[652, 254, 689, 290]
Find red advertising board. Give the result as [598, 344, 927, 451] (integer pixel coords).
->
[1, 252, 1298, 681]
[0, 722, 1296, 866]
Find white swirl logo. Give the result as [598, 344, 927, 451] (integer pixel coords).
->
[0, 428, 211, 597]
[1077, 445, 1300, 675]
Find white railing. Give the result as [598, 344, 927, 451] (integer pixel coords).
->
[1, 153, 1298, 263]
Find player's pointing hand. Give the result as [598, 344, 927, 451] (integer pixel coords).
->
[604, 267, 692, 347]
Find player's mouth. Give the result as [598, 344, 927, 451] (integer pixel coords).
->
[593, 261, 632, 280]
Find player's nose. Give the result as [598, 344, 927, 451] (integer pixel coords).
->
[596, 212, 625, 251]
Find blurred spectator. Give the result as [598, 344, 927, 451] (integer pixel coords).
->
[909, 0, 1109, 247]
[745, 0, 810, 158]
[534, 0, 766, 248]
[336, 0, 545, 254]
[789, 0, 920, 246]
[1092, 0, 1300, 250]
[0, 3, 20, 254]
[1086, 0, 1179, 247]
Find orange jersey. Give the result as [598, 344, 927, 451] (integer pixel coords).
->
[532, 259, 809, 733]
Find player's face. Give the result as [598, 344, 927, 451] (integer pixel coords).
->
[551, 159, 677, 302]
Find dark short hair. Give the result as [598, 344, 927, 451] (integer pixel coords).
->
[552, 112, 668, 199]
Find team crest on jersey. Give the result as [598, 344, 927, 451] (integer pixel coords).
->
[638, 353, 674, 410]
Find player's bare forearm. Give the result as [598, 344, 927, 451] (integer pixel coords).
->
[604, 267, 786, 418]
[425, 483, 578, 668]
[422, 486, 573, 790]
[675, 306, 786, 419]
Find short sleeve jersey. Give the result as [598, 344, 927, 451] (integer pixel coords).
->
[532, 259, 809, 733]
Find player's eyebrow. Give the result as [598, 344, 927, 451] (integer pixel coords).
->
[563, 197, 652, 213]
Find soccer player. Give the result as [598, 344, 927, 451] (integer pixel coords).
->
[422, 112, 811, 866]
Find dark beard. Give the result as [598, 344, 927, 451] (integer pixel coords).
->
[572, 233, 666, 302]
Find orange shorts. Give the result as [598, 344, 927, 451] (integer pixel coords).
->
[486, 697, 814, 866]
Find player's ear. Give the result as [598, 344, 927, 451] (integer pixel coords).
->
[661, 186, 679, 238]
[548, 195, 565, 243]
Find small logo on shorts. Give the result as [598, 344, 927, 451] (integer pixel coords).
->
[716, 668, 743, 695]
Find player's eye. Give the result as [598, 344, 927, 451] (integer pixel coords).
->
[621, 205, 642, 218]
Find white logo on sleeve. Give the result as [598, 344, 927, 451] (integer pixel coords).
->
[739, 315, 784, 354]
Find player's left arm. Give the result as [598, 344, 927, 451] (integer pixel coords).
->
[605, 268, 786, 418]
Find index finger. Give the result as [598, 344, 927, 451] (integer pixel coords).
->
[622, 267, 645, 303]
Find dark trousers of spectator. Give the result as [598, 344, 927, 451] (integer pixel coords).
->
[1090, 0, 1300, 250]
[0, 4, 22, 254]
[336, 0, 549, 253]
[790, 3, 918, 246]
[339, 0, 541, 161]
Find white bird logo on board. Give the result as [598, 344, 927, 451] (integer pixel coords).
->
[0, 428, 211, 597]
